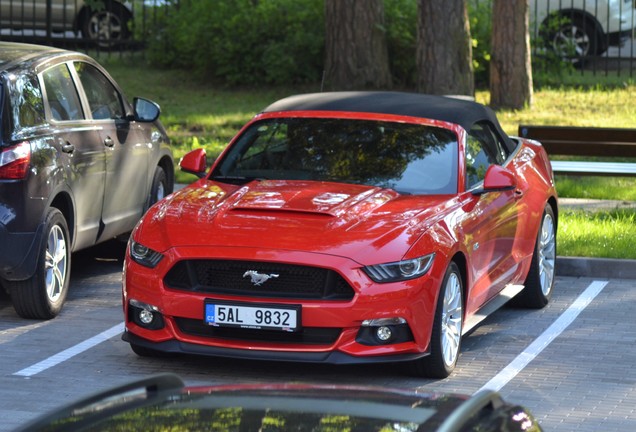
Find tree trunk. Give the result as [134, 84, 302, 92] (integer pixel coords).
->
[416, 0, 474, 96]
[323, 0, 392, 91]
[490, 0, 533, 109]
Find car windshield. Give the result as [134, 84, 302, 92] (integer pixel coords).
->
[212, 118, 458, 195]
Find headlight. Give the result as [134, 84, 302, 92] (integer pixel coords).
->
[363, 253, 435, 283]
[129, 240, 164, 268]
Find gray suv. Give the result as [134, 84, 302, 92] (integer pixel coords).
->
[0, 42, 173, 319]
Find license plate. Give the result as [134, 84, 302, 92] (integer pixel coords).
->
[204, 301, 300, 332]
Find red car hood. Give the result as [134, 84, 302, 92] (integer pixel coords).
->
[137, 179, 454, 264]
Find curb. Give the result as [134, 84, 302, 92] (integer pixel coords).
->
[557, 256, 636, 279]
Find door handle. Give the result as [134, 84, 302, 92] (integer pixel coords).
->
[61, 142, 75, 154]
[104, 137, 114, 147]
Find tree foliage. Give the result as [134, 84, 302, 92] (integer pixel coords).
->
[384, 0, 418, 88]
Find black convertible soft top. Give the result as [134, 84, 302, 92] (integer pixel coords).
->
[262, 91, 514, 149]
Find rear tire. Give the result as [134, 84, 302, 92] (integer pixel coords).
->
[513, 205, 556, 309]
[9, 208, 70, 319]
[408, 262, 463, 378]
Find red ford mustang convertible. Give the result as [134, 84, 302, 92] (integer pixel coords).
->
[122, 92, 558, 378]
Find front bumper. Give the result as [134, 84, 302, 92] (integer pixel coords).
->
[123, 246, 445, 362]
[122, 331, 429, 364]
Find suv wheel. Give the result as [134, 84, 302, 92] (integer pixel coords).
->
[146, 166, 171, 212]
[9, 208, 70, 319]
[81, 2, 131, 48]
[544, 15, 600, 63]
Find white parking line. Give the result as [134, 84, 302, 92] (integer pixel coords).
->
[478, 280, 608, 393]
[13, 322, 124, 378]
[10, 280, 609, 380]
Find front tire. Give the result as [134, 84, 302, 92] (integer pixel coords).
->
[409, 262, 463, 378]
[514, 205, 556, 309]
[147, 166, 170, 210]
[9, 208, 71, 319]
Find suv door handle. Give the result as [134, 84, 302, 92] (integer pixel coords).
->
[104, 137, 114, 147]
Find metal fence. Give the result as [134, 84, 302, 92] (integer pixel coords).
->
[0, 0, 171, 54]
[2, 0, 636, 76]
[530, 0, 636, 75]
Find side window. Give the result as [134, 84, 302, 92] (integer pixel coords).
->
[466, 123, 502, 188]
[74, 62, 124, 120]
[41, 64, 83, 121]
[5, 74, 46, 134]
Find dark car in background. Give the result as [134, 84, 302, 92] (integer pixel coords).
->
[0, 42, 173, 319]
[13, 374, 544, 432]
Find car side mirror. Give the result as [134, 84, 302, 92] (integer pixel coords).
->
[180, 149, 208, 178]
[132, 97, 160, 122]
[472, 165, 517, 195]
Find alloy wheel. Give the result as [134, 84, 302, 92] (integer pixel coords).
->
[441, 272, 463, 368]
[156, 182, 166, 201]
[44, 225, 68, 303]
[553, 24, 590, 58]
[538, 213, 556, 297]
[87, 12, 124, 42]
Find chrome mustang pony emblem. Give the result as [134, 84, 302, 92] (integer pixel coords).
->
[243, 270, 279, 286]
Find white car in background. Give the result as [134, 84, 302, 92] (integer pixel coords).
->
[531, 0, 635, 60]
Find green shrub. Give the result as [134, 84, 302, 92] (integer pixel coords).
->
[530, 14, 578, 86]
[468, 0, 492, 88]
[145, 0, 324, 86]
[144, 0, 422, 88]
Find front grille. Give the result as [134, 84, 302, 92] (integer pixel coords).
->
[175, 317, 341, 345]
[164, 260, 355, 300]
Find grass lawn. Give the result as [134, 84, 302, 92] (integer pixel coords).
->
[102, 57, 636, 259]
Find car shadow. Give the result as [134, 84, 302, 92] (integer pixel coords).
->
[71, 239, 128, 278]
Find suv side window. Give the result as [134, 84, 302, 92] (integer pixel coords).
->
[5, 74, 45, 135]
[74, 62, 124, 120]
[466, 122, 506, 188]
[41, 64, 83, 121]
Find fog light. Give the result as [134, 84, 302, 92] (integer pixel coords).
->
[139, 309, 154, 325]
[356, 317, 414, 346]
[377, 326, 392, 341]
[129, 299, 165, 330]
